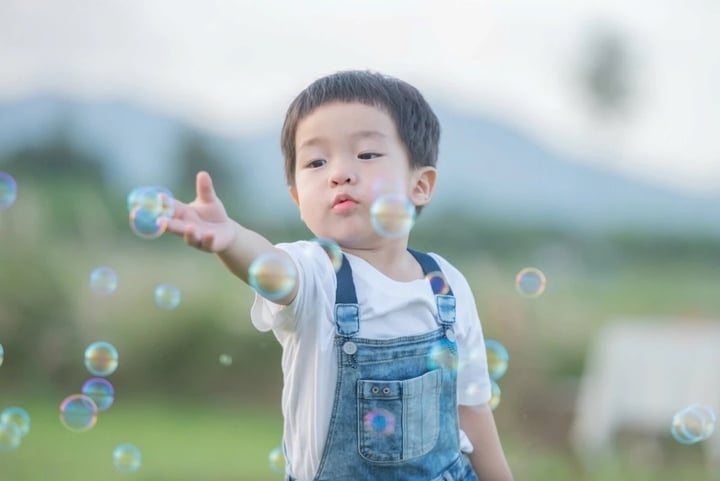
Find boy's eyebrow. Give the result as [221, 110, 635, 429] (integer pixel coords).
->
[298, 130, 387, 150]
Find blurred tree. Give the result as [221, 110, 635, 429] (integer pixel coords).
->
[173, 128, 241, 207]
[578, 25, 635, 118]
[2, 122, 106, 183]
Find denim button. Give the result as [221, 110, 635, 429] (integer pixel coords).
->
[445, 329, 456, 342]
[371, 386, 380, 394]
[342, 341, 357, 355]
[382, 387, 391, 395]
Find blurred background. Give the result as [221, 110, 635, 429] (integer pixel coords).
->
[0, 0, 719, 480]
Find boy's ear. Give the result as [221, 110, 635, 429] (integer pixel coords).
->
[410, 166, 437, 207]
[289, 186, 300, 207]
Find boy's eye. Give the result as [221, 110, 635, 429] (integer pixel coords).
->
[358, 152, 382, 160]
[307, 159, 326, 168]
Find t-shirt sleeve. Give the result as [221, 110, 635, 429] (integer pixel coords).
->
[431, 254, 492, 406]
[250, 241, 336, 333]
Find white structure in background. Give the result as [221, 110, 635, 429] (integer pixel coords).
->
[571, 320, 720, 473]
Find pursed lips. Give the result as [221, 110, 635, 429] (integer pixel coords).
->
[332, 194, 359, 212]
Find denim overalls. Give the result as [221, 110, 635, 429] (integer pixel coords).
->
[287, 249, 479, 481]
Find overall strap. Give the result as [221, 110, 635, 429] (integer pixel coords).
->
[407, 248, 455, 296]
[407, 248, 456, 332]
[334, 254, 359, 337]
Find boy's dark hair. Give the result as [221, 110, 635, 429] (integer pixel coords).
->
[281, 70, 441, 190]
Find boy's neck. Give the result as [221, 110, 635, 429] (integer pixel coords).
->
[341, 241, 424, 283]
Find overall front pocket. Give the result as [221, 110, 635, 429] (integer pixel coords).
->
[357, 369, 441, 464]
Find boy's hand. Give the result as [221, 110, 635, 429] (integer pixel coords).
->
[160, 171, 237, 253]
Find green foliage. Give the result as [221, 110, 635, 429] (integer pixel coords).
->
[172, 128, 243, 213]
[2, 179, 719, 479]
[1, 123, 105, 183]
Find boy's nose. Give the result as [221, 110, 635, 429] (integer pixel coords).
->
[329, 164, 357, 186]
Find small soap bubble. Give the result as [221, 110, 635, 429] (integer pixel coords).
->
[0, 343, 4, 367]
[129, 205, 166, 240]
[364, 408, 396, 436]
[219, 354, 232, 366]
[268, 446, 285, 474]
[488, 380, 501, 411]
[515, 267, 547, 298]
[485, 339, 509, 381]
[81, 378, 115, 411]
[427, 339, 458, 373]
[113, 443, 142, 473]
[0, 407, 30, 437]
[671, 404, 716, 444]
[426, 271, 450, 295]
[127, 186, 174, 218]
[154, 284, 181, 310]
[313, 238, 343, 272]
[84, 341, 119, 377]
[0, 171, 17, 209]
[370, 193, 416, 238]
[59, 394, 98, 432]
[89, 267, 118, 295]
[248, 252, 298, 302]
[0, 421, 21, 451]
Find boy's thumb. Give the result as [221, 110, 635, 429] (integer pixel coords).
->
[196, 171, 216, 201]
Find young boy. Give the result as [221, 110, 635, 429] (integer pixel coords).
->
[162, 70, 513, 481]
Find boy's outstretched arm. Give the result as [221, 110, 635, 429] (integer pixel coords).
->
[459, 403, 514, 481]
[161, 171, 298, 305]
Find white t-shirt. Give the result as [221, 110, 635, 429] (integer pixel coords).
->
[251, 240, 492, 481]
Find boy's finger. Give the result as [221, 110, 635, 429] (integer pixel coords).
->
[200, 232, 215, 251]
[169, 198, 190, 219]
[196, 171, 216, 203]
[183, 226, 201, 247]
[160, 218, 186, 236]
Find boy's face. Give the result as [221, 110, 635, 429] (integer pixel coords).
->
[290, 101, 435, 249]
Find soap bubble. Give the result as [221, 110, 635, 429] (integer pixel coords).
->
[370, 193, 415, 238]
[59, 394, 98, 432]
[84, 341, 119, 377]
[113, 443, 142, 473]
[248, 252, 298, 302]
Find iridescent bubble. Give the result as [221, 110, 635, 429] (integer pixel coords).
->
[427, 338, 458, 373]
[81, 378, 115, 411]
[0, 407, 30, 437]
[0, 343, 4, 367]
[485, 339, 509, 381]
[59, 394, 98, 432]
[268, 446, 285, 474]
[0, 421, 21, 451]
[129, 205, 166, 240]
[313, 237, 343, 272]
[515, 267, 547, 298]
[127, 186, 174, 218]
[369, 193, 416, 238]
[84, 341, 119, 377]
[154, 284, 181, 310]
[219, 354, 232, 366]
[248, 252, 298, 302]
[363, 408, 396, 436]
[89, 267, 118, 295]
[113, 443, 142, 473]
[671, 404, 716, 444]
[426, 271, 450, 295]
[488, 381, 501, 411]
[0, 171, 17, 209]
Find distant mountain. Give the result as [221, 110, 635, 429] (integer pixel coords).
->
[0, 95, 718, 236]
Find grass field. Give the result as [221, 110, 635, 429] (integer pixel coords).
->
[2, 203, 719, 480]
[1, 397, 715, 481]
[1, 398, 284, 481]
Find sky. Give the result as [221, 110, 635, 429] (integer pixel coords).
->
[0, 0, 718, 195]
